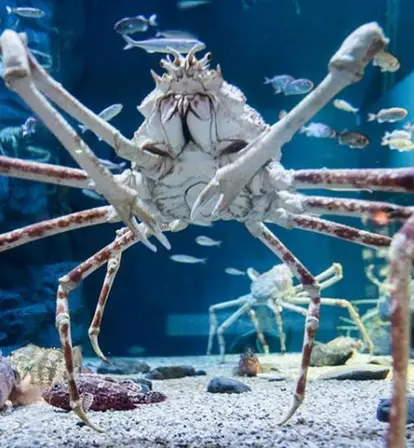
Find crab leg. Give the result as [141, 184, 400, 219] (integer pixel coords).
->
[191, 23, 387, 219]
[289, 194, 413, 221]
[387, 214, 414, 448]
[245, 220, 321, 424]
[270, 212, 391, 248]
[0, 155, 90, 188]
[56, 227, 142, 431]
[246, 308, 270, 355]
[266, 301, 286, 353]
[0, 206, 118, 252]
[292, 167, 414, 192]
[0, 30, 167, 251]
[292, 296, 374, 353]
[88, 228, 127, 362]
[294, 263, 342, 295]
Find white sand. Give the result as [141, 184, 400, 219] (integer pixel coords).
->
[0, 354, 413, 448]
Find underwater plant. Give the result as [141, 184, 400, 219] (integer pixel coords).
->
[0, 22, 412, 448]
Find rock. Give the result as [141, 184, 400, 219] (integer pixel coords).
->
[195, 370, 206, 376]
[310, 337, 362, 367]
[207, 376, 251, 394]
[96, 359, 150, 375]
[145, 365, 196, 380]
[310, 343, 354, 367]
[318, 364, 390, 381]
[377, 396, 414, 424]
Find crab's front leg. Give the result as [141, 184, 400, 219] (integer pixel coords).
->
[0, 30, 168, 251]
[191, 22, 388, 218]
[387, 214, 414, 448]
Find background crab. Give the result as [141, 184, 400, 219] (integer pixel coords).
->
[0, 22, 413, 446]
[207, 262, 374, 360]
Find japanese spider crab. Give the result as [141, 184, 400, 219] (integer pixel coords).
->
[207, 262, 374, 361]
[0, 22, 412, 447]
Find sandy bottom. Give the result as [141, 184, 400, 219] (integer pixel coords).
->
[0, 353, 413, 448]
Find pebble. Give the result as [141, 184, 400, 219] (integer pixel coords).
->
[377, 396, 414, 423]
[207, 376, 251, 394]
[96, 359, 150, 375]
[145, 365, 196, 380]
[318, 364, 390, 381]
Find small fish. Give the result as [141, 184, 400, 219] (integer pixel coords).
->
[21, 117, 36, 138]
[235, 348, 262, 377]
[333, 99, 359, 114]
[404, 122, 414, 133]
[81, 189, 105, 201]
[114, 14, 158, 35]
[372, 211, 390, 226]
[156, 30, 197, 40]
[373, 51, 400, 73]
[123, 35, 206, 54]
[225, 267, 246, 276]
[382, 130, 412, 142]
[42, 374, 167, 411]
[79, 103, 123, 134]
[170, 254, 206, 264]
[263, 75, 294, 94]
[97, 158, 127, 172]
[6, 6, 45, 18]
[362, 249, 373, 260]
[367, 108, 408, 124]
[337, 130, 370, 149]
[300, 123, 336, 139]
[383, 138, 414, 152]
[177, 0, 212, 9]
[282, 78, 313, 96]
[191, 221, 214, 228]
[195, 236, 222, 247]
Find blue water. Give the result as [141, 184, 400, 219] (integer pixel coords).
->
[0, 0, 412, 358]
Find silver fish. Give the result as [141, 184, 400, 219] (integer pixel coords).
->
[122, 35, 206, 54]
[300, 123, 336, 138]
[177, 0, 212, 9]
[191, 221, 214, 228]
[170, 254, 207, 264]
[283, 78, 314, 96]
[333, 99, 359, 114]
[367, 108, 408, 124]
[97, 158, 127, 172]
[195, 236, 222, 247]
[225, 267, 246, 276]
[6, 6, 45, 18]
[21, 117, 37, 138]
[264, 75, 294, 94]
[81, 189, 105, 201]
[156, 30, 197, 40]
[114, 14, 157, 35]
[79, 104, 123, 134]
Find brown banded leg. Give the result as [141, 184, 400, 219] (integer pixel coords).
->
[0, 155, 90, 188]
[0, 206, 117, 252]
[88, 229, 128, 362]
[292, 296, 374, 354]
[245, 220, 321, 424]
[267, 300, 286, 353]
[291, 194, 413, 221]
[387, 214, 414, 448]
[291, 167, 414, 192]
[56, 227, 143, 431]
[281, 213, 391, 248]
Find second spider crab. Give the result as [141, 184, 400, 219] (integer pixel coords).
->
[208, 262, 374, 360]
[0, 22, 412, 447]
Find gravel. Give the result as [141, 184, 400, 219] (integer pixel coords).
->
[0, 353, 413, 448]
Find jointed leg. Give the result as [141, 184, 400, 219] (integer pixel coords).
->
[206, 296, 251, 355]
[0, 206, 118, 252]
[292, 167, 414, 193]
[292, 296, 374, 354]
[215, 298, 256, 362]
[88, 228, 128, 362]
[0, 155, 90, 188]
[267, 300, 287, 353]
[56, 227, 142, 431]
[294, 263, 342, 296]
[245, 220, 321, 424]
[246, 308, 269, 355]
[0, 30, 167, 250]
[387, 214, 414, 448]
